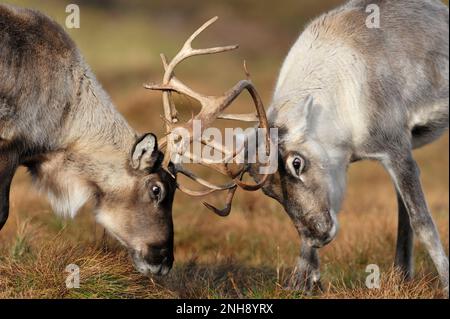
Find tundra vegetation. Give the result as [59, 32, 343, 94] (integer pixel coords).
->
[0, 0, 448, 298]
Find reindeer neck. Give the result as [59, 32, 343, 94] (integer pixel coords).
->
[61, 66, 138, 154]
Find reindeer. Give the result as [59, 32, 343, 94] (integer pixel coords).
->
[245, 0, 449, 294]
[0, 5, 270, 277]
[0, 3, 180, 276]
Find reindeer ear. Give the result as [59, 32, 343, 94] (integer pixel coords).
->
[131, 133, 160, 171]
[296, 95, 314, 133]
[302, 95, 314, 121]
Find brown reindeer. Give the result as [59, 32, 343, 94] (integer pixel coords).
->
[0, 3, 178, 276]
[0, 5, 269, 276]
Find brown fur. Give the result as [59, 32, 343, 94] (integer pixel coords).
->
[0, 4, 177, 276]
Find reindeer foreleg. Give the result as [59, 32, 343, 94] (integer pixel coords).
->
[0, 148, 18, 231]
[383, 150, 449, 296]
[394, 190, 414, 280]
[287, 241, 322, 295]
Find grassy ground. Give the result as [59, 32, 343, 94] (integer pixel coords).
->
[0, 0, 448, 298]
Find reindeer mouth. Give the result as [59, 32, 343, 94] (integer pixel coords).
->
[131, 250, 173, 276]
[97, 227, 173, 276]
[296, 209, 339, 248]
[134, 261, 172, 276]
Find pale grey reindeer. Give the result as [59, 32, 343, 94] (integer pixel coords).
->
[248, 0, 449, 294]
[0, 4, 179, 275]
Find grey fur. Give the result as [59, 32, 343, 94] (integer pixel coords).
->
[252, 0, 449, 294]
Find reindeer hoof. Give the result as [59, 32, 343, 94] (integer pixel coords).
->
[285, 269, 323, 296]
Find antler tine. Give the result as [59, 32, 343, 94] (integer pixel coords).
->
[184, 16, 219, 49]
[156, 53, 176, 126]
[202, 168, 246, 217]
[174, 164, 236, 195]
[183, 152, 245, 178]
[175, 17, 238, 65]
[160, 54, 178, 123]
[217, 113, 259, 122]
[163, 17, 238, 84]
[203, 185, 238, 217]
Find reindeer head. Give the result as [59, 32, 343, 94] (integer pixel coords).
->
[250, 96, 345, 248]
[90, 133, 176, 276]
[31, 131, 176, 276]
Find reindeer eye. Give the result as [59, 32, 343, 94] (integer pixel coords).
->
[147, 181, 166, 204]
[151, 185, 161, 196]
[149, 182, 166, 205]
[287, 154, 305, 178]
[293, 158, 302, 172]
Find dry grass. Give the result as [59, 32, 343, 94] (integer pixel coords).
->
[1, 0, 448, 299]
[1, 132, 447, 299]
[0, 212, 447, 299]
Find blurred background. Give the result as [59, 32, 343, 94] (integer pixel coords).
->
[0, 0, 448, 298]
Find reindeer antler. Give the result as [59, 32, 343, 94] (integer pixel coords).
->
[144, 17, 272, 216]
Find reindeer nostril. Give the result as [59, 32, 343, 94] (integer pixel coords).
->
[145, 244, 173, 266]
